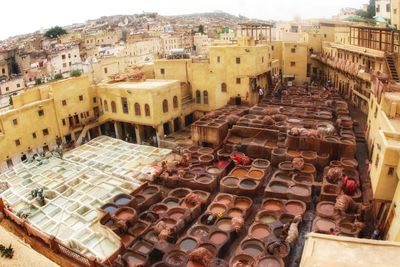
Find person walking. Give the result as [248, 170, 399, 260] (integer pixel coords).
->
[258, 86, 264, 103]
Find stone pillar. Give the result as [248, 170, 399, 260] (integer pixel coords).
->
[180, 116, 185, 129]
[87, 129, 91, 141]
[169, 120, 175, 134]
[135, 124, 142, 145]
[156, 124, 164, 147]
[98, 126, 102, 136]
[114, 121, 121, 139]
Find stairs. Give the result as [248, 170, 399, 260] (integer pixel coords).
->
[385, 54, 400, 82]
[75, 121, 100, 146]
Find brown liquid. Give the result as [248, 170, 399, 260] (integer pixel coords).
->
[251, 225, 271, 239]
[232, 168, 248, 178]
[235, 199, 251, 209]
[285, 202, 304, 216]
[210, 232, 227, 245]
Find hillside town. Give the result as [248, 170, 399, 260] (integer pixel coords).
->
[1, 1, 400, 266]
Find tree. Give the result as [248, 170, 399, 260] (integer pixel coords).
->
[54, 73, 63, 80]
[35, 78, 42, 85]
[355, 9, 369, 18]
[8, 96, 13, 106]
[70, 69, 81, 77]
[44, 26, 67, 39]
[198, 25, 204, 34]
[367, 0, 376, 18]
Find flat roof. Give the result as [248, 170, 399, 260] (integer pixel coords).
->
[301, 233, 400, 267]
[101, 79, 178, 90]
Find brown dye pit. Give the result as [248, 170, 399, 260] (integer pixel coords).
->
[190, 226, 210, 238]
[115, 208, 136, 220]
[228, 208, 243, 218]
[168, 208, 185, 220]
[129, 223, 147, 236]
[143, 186, 158, 195]
[250, 224, 271, 239]
[247, 170, 264, 180]
[315, 218, 336, 232]
[241, 240, 264, 257]
[263, 200, 285, 212]
[207, 167, 221, 174]
[144, 230, 158, 242]
[285, 201, 305, 216]
[231, 168, 248, 178]
[209, 203, 227, 214]
[209, 231, 228, 245]
[317, 202, 335, 217]
[183, 172, 196, 180]
[235, 198, 251, 210]
[195, 175, 213, 184]
[216, 194, 233, 205]
[270, 182, 288, 193]
[166, 251, 187, 266]
[217, 218, 233, 231]
[289, 185, 310, 196]
[257, 257, 282, 267]
[222, 177, 239, 187]
[152, 204, 168, 214]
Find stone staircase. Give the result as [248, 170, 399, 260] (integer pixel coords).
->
[385, 53, 400, 82]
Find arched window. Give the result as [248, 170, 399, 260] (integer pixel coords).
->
[195, 90, 201, 104]
[145, 104, 150, 117]
[111, 101, 117, 113]
[173, 96, 178, 109]
[162, 99, 168, 113]
[221, 83, 227, 92]
[203, 91, 209, 105]
[104, 100, 108, 111]
[134, 103, 141, 116]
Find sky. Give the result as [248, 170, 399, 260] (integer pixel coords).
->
[1, 0, 368, 40]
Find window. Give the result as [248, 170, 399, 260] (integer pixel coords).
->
[160, 68, 165, 74]
[145, 104, 150, 116]
[236, 57, 241, 64]
[290, 61, 296, 67]
[221, 83, 227, 92]
[394, 8, 397, 15]
[38, 110, 44, 116]
[62, 55, 66, 60]
[121, 97, 129, 114]
[79, 95, 83, 101]
[5, 87, 9, 92]
[171, 96, 178, 109]
[62, 119, 66, 126]
[262, 57, 264, 63]
[17, 83, 20, 88]
[271, 45, 274, 51]
[1, 68, 4, 74]
[162, 99, 168, 113]
[196, 90, 201, 104]
[104, 67, 108, 74]
[134, 103, 141, 115]
[388, 167, 395, 176]
[324, 34, 327, 38]
[32, 132, 37, 139]
[217, 56, 220, 63]
[93, 97, 97, 103]
[387, 4, 391, 12]
[236, 78, 241, 84]
[291, 48, 296, 53]
[62, 100, 67, 106]
[63, 63, 67, 68]
[104, 100, 108, 111]
[376, 5, 380, 13]
[111, 101, 117, 113]
[12, 119, 18, 125]
[15, 139, 20, 146]
[203, 91, 209, 105]
[307, 64, 311, 78]
[42, 128, 49, 136]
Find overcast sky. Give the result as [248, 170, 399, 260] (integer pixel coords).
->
[1, 0, 367, 40]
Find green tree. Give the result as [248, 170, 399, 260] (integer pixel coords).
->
[70, 69, 81, 77]
[9, 96, 13, 106]
[35, 78, 42, 85]
[54, 73, 63, 80]
[355, 9, 369, 18]
[44, 26, 67, 39]
[367, 0, 376, 18]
